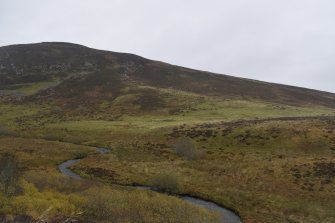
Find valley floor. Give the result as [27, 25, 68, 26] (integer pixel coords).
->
[0, 98, 334, 222]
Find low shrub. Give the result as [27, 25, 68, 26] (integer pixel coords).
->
[0, 154, 21, 197]
[50, 106, 63, 115]
[172, 137, 204, 160]
[0, 126, 14, 137]
[149, 173, 181, 194]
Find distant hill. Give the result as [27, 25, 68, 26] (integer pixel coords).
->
[1, 42, 335, 109]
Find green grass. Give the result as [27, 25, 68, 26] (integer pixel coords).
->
[0, 94, 334, 222]
[4, 79, 60, 96]
[2, 42, 335, 222]
[74, 118, 335, 223]
[0, 137, 219, 222]
[0, 103, 45, 126]
[28, 98, 332, 150]
[43, 99, 333, 131]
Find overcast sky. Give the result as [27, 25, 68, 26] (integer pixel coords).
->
[0, 0, 334, 93]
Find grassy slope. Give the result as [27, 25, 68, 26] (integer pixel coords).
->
[1, 42, 335, 222]
[0, 89, 334, 222]
[0, 78, 60, 96]
[2, 42, 335, 109]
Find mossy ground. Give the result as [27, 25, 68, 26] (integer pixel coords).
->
[0, 137, 219, 222]
[0, 92, 334, 222]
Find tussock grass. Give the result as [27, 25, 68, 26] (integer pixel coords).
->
[75, 118, 335, 223]
[0, 137, 220, 222]
[0, 96, 334, 222]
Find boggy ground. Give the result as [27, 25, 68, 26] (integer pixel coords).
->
[73, 117, 335, 223]
[0, 95, 334, 222]
[0, 137, 219, 222]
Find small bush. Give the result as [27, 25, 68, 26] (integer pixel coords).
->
[73, 151, 88, 159]
[50, 106, 63, 115]
[0, 154, 21, 197]
[43, 132, 66, 141]
[149, 173, 181, 194]
[0, 126, 13, 136]
[75, 105, 89, 114]
[173, 137, 204, 160]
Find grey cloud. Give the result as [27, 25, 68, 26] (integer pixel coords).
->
[0, 0, 334, 92]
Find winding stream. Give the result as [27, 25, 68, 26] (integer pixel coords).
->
[58, 148, 242, 223]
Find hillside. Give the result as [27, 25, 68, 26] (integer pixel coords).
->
[0, 42, 334, 223]
[1, 42, 335, 110]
